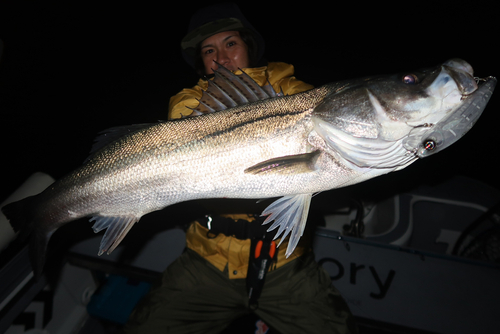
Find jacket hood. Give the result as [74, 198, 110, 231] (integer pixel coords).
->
[181, 3, 265, 69]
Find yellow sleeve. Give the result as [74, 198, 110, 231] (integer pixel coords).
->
[168, 86, 203, 120]
[266, 62, 314, 96]
[167, 62, 313, 120]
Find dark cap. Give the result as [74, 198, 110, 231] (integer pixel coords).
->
[181, 3, 265, 68]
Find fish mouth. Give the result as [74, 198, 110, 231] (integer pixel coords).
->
[313, 59, 496, 169]
[442, 58, 479, 95]
[403, 73, 496, 158]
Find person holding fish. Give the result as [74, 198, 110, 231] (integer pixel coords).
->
[124, 3, 357, 334]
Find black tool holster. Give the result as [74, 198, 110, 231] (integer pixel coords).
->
[198, 214, 277, 309]
[247, 233, 277, 310]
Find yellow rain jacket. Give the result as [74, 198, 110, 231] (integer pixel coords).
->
[168, 62, 314, 279]
[169, 62, 314, 118]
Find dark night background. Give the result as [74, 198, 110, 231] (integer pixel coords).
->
[0, 1, 498, 202]
[0, 3, 499, 332]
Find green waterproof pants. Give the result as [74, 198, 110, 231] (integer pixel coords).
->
[123, 249, 357, 334]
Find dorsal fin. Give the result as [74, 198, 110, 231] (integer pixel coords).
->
[186, 62, 283, 117]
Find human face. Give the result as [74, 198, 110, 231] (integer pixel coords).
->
[200, 30, 250, 75]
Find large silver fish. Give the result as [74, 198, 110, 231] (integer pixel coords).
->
[2, 58, 496, 277]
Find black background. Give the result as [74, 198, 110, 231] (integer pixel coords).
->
[1, 1, 498, 201]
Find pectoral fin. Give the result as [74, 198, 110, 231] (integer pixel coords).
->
[90, 215, 139, 255]
[261, 193, 312, 257]
[245, 151, 320, 175]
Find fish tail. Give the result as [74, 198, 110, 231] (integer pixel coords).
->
[2, 196, 51, 279]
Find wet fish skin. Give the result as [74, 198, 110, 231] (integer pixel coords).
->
[1, 59, 495, 278]
[2, 84, 335, 276]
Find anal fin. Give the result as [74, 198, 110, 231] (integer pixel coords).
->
[261, 193, 312, 257]
[90, 215, 139, 255]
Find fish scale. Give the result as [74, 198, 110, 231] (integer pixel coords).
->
[1, 59, 495, 277]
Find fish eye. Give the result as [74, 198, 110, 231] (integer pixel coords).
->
[402, 74, 419, 85]
[423, 139, 436, 151]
